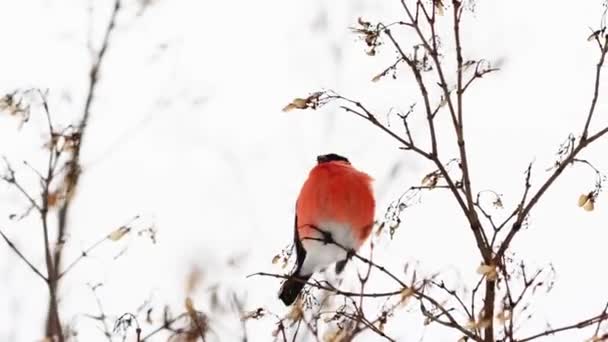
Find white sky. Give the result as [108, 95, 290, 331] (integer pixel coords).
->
[1, 0, 607, 341]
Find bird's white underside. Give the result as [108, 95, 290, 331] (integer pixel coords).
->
[300, 221, 358, 275]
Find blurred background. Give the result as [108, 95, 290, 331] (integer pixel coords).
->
[0, 0, 607, 341]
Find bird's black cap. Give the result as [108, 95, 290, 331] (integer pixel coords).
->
[316, 153, 350, 164]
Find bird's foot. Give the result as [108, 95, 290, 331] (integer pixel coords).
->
[335, 249, 356, 275]
[346, 248, 355, 260]
[320, 230, 334, 245]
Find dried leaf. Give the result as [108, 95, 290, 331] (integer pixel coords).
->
[185, 297, 196, 317]
[583, 198, 595, 211]
[460, 60, 477, 72]
[282, 98, 308, 112]
[476, 263, 498, 281]
[272, 254, 281, 264]
[585, 335, 606, 342]
[400, 287, 415, 306]
[364, 33, 376, 46]
[476, 264, 493, 275]
[185, 266, 203, 294]
[578, 194, 589, 207]
[292, 98, 308, 108]
[435, 0, 444, 16]
[378, 318, 386, 332]
[477, 318, 491, 329]
[0, 97, 8, 111]
[108, 226, 130, 241]
[47, 191, 61, 207]
[464, 319, 476, 329]
[323, 327, 347, 342]
[357, 17, 370, 28]
[496, 309, 511, 323]
[421, 172, 439, 188]
[421, 173, 432, 186]
[281, 103, 297, 112]
[371, 73, 383, 82]
[282, 93, 323, 112]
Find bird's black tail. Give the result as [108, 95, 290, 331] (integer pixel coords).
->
[279, 273, 311, 306]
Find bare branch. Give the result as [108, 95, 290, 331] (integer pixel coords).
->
[496, 34, 608, 262]
[330, 94, 432, 159]
[382, 27, 438, 156]
[58, 234, 108, 280]
[516, 302, 608, 342]
[45, 1, 124, 337]
[0, 228, 47, 281]
[582, 36, 608, 139]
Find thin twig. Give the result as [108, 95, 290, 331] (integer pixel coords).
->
[516, 302, 608, 342]
[0, 228, 47, 281]
[582, 36, 608, 139]
[45, 1, 123, 336]
[139, 313, 189, 341]
[495, 34, 608, 262]
[382, 27, 438, 156]
[88, 283, 113, 341]
[58, 234, 109, 280]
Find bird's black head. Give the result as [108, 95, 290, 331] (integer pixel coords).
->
[316, 153, 350, 164]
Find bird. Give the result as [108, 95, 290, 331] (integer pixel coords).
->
[278, 153, 376, 306]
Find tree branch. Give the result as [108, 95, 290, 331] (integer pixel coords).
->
[516, 302, 608, 342]
[495, 34, 608, 262]
[46, 0, 123, 337]
[0, 228, 47, 281]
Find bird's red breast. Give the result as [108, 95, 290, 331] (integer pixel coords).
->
[295, 160, 375, 247]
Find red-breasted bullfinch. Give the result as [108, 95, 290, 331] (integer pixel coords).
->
[278, 153, 375, 305]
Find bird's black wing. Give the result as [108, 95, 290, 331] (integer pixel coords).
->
[277, 213, 310, 306]
[293, 213, 306, 274]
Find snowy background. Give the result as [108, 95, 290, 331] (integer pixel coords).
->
[0, 0, 607, 341]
